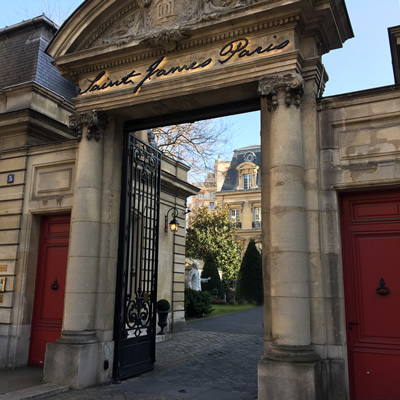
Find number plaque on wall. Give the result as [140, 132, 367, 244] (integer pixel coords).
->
[0, 277, 6, 292]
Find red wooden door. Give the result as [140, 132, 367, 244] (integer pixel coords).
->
[340, 190, 400, 400]
[28, 214, 70, 367]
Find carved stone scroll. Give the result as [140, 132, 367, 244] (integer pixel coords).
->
[68, 111, 107, 142]
[258, 73, 304, 111]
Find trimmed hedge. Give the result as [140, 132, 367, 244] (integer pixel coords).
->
[184, 288, 213, 318]
[236, 239, 263, 305]
[156, 299, 170, 311]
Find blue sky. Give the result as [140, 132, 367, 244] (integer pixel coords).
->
[1, 0, 399, 152]
[227, 0, 400, 150]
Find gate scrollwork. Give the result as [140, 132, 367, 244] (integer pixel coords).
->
[125, 291, 153, 337]
[115, 133, 161, 379]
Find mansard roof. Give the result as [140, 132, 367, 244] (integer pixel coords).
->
[0, 15, 77, 101]
[220, 145, 261, 192]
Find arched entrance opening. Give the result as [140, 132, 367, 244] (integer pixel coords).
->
[114, 109, 258, 380]
[42, 1, 353, 398]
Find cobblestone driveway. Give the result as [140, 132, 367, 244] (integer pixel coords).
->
[49, 307, 263, 400]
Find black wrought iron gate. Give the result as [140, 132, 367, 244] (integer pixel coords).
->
[114, 132, 161, 380]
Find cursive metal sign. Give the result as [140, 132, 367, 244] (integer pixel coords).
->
[80, 36, 289, 96]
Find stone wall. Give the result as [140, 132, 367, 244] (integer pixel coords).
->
[316, 85, 400, 398]
[0, 141, 76, 367]
[0, 124, 196, 371]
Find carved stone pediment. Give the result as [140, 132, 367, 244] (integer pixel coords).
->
[84, 0, 259, 52]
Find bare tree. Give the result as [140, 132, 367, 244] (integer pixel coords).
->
[20, 0, 80, 26]
[153, 118, 235, 184]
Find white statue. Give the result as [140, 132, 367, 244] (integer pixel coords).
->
[188, 262, 211, 291]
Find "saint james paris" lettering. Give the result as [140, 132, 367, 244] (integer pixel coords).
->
[80, 36, 290, 95]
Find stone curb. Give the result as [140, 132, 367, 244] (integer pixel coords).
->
[0, 384, 69, 400]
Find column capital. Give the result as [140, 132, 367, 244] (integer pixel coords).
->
[258, 73, 304, 111]
[68, 110, 107, 142]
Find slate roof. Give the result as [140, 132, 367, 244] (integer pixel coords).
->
[0, 15, 77, 101]
[220, 145, 261, 192]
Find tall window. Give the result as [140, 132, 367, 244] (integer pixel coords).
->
[243, 174, 252, 189]
[253, 207, 262, 228]
[209, 202, 215, 210]
[230, 209, 240, 222]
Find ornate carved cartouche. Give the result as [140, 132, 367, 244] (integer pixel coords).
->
[86, 0, 259, 51]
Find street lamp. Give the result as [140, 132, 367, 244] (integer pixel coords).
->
[165, 207, 179, 234]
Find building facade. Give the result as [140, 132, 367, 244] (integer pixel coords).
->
[0, 1, 399, 399]
[0, 15, 196, 386]
[217, 146, 262, 251]
[191, 147, 262, 252]
[190, 156, 230, 211]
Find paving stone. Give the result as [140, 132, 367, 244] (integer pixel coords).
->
[21, 307, 264, 400]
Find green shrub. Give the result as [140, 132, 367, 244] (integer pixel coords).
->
[201, 254, 225, 298]
[184, 288, 213, 318]
[236, 239, 263, 305]
[156, 299, 170, 311]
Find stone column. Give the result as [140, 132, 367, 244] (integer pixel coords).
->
[257, 73, 321, 400]
[44, 111, 107, 389]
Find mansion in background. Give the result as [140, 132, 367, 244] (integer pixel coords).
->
[191, 145, 262, 251]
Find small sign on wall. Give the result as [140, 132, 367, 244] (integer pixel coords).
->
[7, 174, 14, 184]
[0, 277, 6, 292]
[0, 265, 7, 272]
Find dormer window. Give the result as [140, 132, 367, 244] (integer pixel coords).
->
[243, 174, 253, 189]
[236, 161, 259, 190]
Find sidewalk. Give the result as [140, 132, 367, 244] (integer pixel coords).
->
[0, 306, 263, 399]
[0, 367, 43, 394]
[0, 367, 69, 399]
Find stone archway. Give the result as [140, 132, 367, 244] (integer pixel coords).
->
[44, 1, 353, 398]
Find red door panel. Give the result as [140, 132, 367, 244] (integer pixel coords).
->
[354, 351, 400, 400]
[357, 234, 400, 341]
[29, 214, 70, 367]
[341, 190, 400, 400]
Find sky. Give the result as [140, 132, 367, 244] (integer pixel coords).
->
[1, 0, 399, 154]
